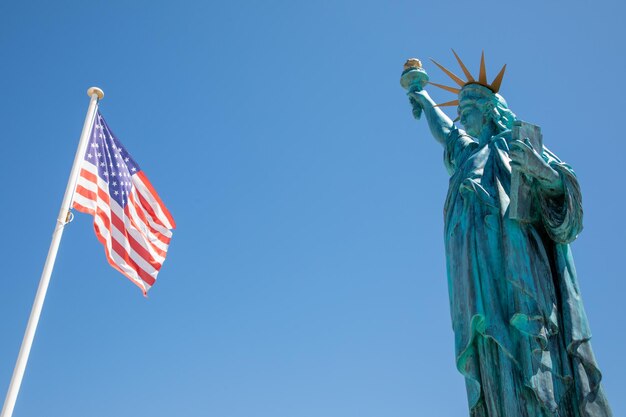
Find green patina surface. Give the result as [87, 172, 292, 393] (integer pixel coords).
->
[401, 55, 613, 417]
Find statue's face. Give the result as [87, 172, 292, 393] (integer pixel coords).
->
[458, 102, 483, 137]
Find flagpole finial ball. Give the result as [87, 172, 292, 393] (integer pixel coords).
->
[87, 87, 104, 100]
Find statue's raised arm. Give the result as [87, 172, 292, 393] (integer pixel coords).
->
[401, 59, 454, 146]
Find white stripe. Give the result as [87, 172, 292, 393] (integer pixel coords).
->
[75, 176, 98, 195]
[73, 190, 97, 208]
[72, 192, 97, 212]
[79, 159, 99, 177]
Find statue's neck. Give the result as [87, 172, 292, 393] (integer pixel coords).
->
[478, 121, 499, 145]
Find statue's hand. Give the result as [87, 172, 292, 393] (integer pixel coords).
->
[407, 90, 427, 120]
[408, 89, 428, 105]
[509, 139, 563, 195]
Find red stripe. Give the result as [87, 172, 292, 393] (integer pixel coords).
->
[137, 171, 176, 228]
[73, 201, 95, 216]
[75, 185, 97, 203]
[75, 182, 110, 205]
[79, 168, 98, 183]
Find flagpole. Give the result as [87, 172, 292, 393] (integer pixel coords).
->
[1, 87, 104, 417]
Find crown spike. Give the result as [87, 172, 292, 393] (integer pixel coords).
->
[429, 82, 461, 94]
[479, 51, 487, 85]
[430, 58, 466, 87]
[490, 64, 507, 93]
[451, 49, 474, 82]
[434, 99, 460, 108]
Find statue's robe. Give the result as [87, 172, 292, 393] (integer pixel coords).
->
[442, 128, 612, 417]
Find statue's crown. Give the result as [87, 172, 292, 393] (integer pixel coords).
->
[430, 50, 507, 107]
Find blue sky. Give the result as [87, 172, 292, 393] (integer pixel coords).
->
[1, 1, 624, 416]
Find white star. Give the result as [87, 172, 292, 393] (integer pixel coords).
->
[114, 190, 119, 195]
[100, 162, 105, 167]
[116, 163, 120, 167]
[109, 162, 114, 168]
[99, 133, 104, 139]
[131, 167, 137, 172]
[111, 172, 116, 177]
[103, 172, 108, 176]
[87, 153, 93, 158]
[91, 143, 97, 148]
[97, 152, 102, 157]
[124, 157, 129, 162]
[112, 181, 117, 186]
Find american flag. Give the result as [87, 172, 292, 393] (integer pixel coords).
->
[72, 111, 175, 295]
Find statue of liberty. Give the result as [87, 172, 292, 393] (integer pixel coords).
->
[402, 51, 612, 417]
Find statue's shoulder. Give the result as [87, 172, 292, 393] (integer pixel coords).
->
[449, 127, 474, 142]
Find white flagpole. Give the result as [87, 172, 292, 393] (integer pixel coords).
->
[1, 87, 104, 417]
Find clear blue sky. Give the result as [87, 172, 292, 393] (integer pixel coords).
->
[1, 1, 624, 416]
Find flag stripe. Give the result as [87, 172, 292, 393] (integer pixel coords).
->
[79, 168, 98, 183]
